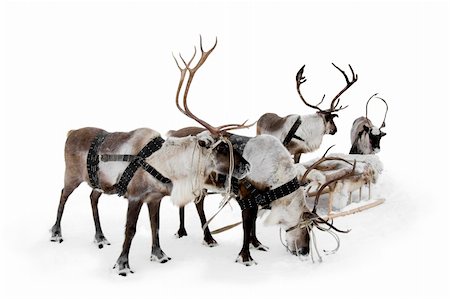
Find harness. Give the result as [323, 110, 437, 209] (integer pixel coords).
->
[236, 177, 303, 210]
[283, 116, 304, 146]
[87, 132, 171, 196]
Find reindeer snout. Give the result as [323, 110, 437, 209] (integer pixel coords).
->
[295, 246, 310, 256]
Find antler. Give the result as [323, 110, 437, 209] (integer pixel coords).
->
[366, 93, 389, 129]
[311, 159, 357, 213]
[328, 63, 358, 112]
[173, 36, 253, 136]
[296, 65, 326, 111]
[296, 64, 357, 113]
[300, 145, 353, 185]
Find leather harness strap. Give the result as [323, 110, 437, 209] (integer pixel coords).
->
[86, 134, 171, 196]
[283, 116, 304, 146]
[114, 136, 171, 196]
[236, 177, 304, 211]
[87, 132, 108, 189]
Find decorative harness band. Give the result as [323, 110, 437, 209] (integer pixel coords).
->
[87, 132, 108, 189]
[86, 133, 171, 196]
[283, 116, 304, 146]
[236, 177, 303, 210]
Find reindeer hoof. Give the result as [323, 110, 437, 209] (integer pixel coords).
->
[202, 238, 218, 247]
[94, 236, 111, 249]
[150, 254, 171, 263]
[250, 243, 269, 251]
[113, 263, 134, 276]
[50, 234, 63, 243]
[174, 228, 188, 238]
[235, 255, 257, 266]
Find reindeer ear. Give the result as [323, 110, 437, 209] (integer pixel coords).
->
[363, 125, 370, 133]
[381, 131, 387, 137]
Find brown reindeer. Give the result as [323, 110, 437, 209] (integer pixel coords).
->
[50, 37, 251, 275]
[257, 64, 358, 162]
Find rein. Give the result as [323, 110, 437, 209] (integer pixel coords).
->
[200, 136, 237, 231]
[282, 209, 350, 263]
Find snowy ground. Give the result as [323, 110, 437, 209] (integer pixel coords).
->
[1, 1, 449, 298]
[0, 165, 445, 299]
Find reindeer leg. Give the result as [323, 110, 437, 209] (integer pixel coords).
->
[148, 198, 171, 263]
[236, 206, 258, 266]
[369, 182, 372, 200]
[347, 191, 352, 205]
[194, 191, 218, 247]
[90, 190, 110, 248]
[359, 187, 362, 202]
[113, 200, 143, 276]
[249, 211, 269, 251]
[174, 206, 188, 238]
[50, 180, 81, 243]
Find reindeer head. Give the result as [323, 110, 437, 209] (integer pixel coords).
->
[296, 64, 358, 135]
[173, 36, 252, 180]
[195, 131, 250, 179]
[283, 149, 355, 257]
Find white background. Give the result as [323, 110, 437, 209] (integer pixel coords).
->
[1, 0, 449, 298]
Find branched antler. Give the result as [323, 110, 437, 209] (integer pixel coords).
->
[296, 64, 358, 113]
[312, 159, 357, 214]
[300, 145, 353, 185]
[173, 36, 253, 136]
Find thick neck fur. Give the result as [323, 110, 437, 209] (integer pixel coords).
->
[147, 136, 213, 207]
[292, 113, 326, 152]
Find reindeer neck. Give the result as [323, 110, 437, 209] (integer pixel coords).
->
[147, 136, 205, 180]
[295, 113, 326, 150]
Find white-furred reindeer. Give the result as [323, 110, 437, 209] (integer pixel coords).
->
[50, 37, 252, 276]
[257, 64, 358, 162]
[235, 134, 328, 264]
[350, 93, 388, 154]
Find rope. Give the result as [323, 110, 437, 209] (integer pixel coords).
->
[201, 136, 236, 232]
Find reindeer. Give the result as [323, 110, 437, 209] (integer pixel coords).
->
[50, 37, 252, 275]
[236, 135, 361, 264]
[350, 93, 388, 154]
[257, 64, 358, 162]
